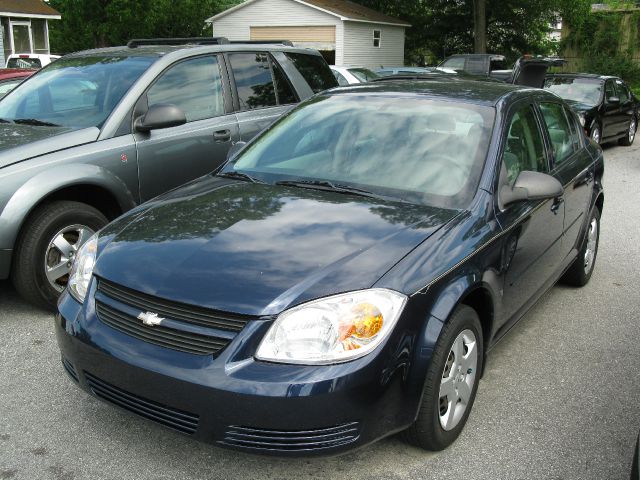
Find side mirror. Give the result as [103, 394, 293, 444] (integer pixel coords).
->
[607, 96, 620, 104]
[500, 171, 563, 207]
[134, 104, 186, 133]
[226, 141, 247, 162]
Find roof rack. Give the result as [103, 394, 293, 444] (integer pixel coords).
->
[127, 37, 230, 48]
[229, 40, 294, 47]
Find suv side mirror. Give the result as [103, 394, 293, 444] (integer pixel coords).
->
[607, 96, 620, 104]
[226, 141, 247, 162]
[500, 171, 563, 207]
[134, 104, 186, 133]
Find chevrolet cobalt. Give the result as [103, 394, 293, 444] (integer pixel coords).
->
[56, 80, 604, 456]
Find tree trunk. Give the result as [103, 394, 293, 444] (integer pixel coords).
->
[473, 0, 487, 53]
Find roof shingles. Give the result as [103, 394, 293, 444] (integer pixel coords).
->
[299, 0, 410, 26]
[0, 0, 61, 17]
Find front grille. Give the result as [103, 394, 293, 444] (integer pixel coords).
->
[221, 422, 361, 452]
[97, 278, 250, 332]
[61, 357, 78, 382]
[85, 371, 199, 434]
[95, 301, 228, 355]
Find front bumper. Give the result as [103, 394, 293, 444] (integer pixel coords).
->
[55, 288, 426, 456]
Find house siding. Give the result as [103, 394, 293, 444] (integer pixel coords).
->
[342, 21, 405, 68]
[0, 19, 4, 66]
[211, 0, 342, 42]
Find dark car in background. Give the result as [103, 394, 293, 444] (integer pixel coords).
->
[0, 37, 337, 309]
[0, 68, 35, 99]
[56, 80, 603, 456]
[544, 74, 638, 146]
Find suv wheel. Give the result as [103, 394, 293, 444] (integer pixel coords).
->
[619, 116, 637, 146]
[403, 305, 483, 450]
[11, 201, 107, 310]
[590, 121, 602, 144]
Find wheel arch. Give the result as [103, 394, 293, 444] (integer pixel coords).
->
[0, 164, 137, 260]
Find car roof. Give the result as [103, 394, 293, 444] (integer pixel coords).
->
[324, 79, 546, 106]
[64, 43, 318, 60]
[546, 73, 617, 81]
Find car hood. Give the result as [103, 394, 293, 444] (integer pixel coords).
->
[94, 177, 459, 316]
[0, 124, 100, 169]
[563, 99, 597, 114]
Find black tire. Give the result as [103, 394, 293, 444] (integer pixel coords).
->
[11, 201, 107, 310]
[403, 305, 483, 451]
[590, 120, 602, 145]
[618, 115, 637, 146]
[561, 206, 600, 287]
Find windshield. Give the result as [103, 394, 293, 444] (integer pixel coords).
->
[224, 94, 495, 209]
[543, 77, 603, 106]
[348, 68, 380, 82]
[0, 55, 155, 128]
[7, 57, 41, 68]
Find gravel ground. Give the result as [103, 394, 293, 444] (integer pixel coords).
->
[1, 142, 639, 480]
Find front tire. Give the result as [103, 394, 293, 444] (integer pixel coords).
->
[561, 206, 600, 287]
[619, 116, 637, 146]
[11, 201, 107, 310]
[403, 305, 483, 451]
[590, 121, 602, 145]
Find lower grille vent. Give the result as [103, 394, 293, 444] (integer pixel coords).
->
[85, 372, 199, 434]
[61, 357, 79, 383]
[221, 422, 360, 452]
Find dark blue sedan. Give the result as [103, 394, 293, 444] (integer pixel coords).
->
[56, 80, 604, 456]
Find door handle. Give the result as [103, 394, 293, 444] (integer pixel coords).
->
[551, 197, 564, 214]
[214, 129, 231, 143]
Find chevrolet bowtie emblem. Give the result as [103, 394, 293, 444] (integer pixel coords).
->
[137, 311, 165, 327]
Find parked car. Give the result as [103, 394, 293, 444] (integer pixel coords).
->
[375, 66, 433, 77]
[330, 65, 380, 85]
[0, 68, 35, 99]
[439, 53, 509, 77]
[544, 73, 638, 146]
[56, 79, 603, 456]
[632, 433, 639, 480]
[5, 53, 60, 69]
[0, 37, 337, 309]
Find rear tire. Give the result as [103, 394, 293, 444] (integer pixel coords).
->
[403, 305, 483, 451]
[561, 206, 600, 287]
[618, 116, 637, 146]
[11, 201, 107, 310]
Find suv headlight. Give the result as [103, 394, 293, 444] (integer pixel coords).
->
[578, 113, 586, 127]
[67, 234, 98, 303]
[256, 289, 407, 365]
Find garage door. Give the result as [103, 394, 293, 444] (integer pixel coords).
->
[250, 26, 336, 43]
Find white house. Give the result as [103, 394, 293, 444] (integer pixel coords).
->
[0, 0, 60, 66]
[206, 0, 411, 68]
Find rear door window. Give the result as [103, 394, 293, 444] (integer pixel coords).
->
[284, 52, 337, 93]
[615, 80, 630, 103]
[539, 102, 576, 166]
[147, 55, 225, 122]
[229, 53, 277, 110]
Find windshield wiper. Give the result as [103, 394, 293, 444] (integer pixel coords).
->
[217, 171, 265, 184]
[275, 179, 408, 203]
[13, 118, 61, 127]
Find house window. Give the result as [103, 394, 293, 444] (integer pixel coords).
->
[373, 30, 381, 48]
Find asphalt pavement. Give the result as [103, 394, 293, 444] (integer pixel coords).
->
[1, 142, 639, 480]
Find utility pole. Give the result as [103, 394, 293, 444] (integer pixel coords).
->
[473, 0, 487, 53]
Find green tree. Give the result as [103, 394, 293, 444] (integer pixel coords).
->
[48, 0, 245, 54]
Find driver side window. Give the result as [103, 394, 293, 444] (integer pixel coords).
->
[502, 105, 547, 185]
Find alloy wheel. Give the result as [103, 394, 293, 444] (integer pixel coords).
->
[583, 217, 598, 275]
[439, 329, 478, 431]
[44, 224, 95, 292]
[591, 126, 601, 144]
[629, 118, 637, 144]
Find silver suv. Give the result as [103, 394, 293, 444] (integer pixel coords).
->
[0, 38, 337, 309]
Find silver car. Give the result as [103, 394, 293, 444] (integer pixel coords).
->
[0, 38, 337, 308]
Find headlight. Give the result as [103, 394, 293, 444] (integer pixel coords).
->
[578, 113, 586, 127]
[256, 289, 407, 365]
[67, 234, 98, 303]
